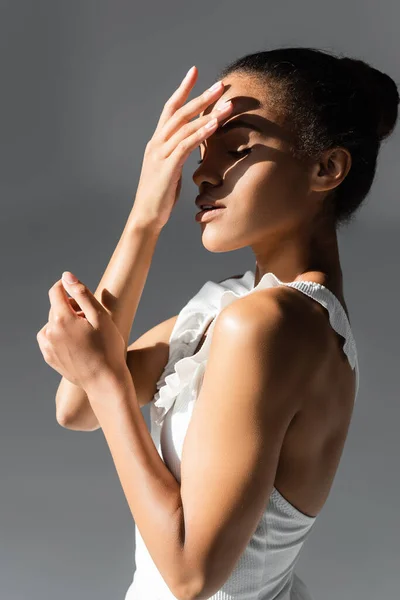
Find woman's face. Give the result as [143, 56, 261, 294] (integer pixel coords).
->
[193, 73, 316, 253]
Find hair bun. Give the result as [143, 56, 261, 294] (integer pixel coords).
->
[340, 57, 399, 141]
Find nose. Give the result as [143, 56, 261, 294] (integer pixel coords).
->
[192, 154, 222, 189]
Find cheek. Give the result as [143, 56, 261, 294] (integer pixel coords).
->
[234, 163, 280, 215]
[230, 163, 304, 233]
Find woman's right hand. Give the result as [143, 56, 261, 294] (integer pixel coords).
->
[131, 65, 233, 231]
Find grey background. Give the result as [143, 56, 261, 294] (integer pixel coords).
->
[1, 1, 399, 599]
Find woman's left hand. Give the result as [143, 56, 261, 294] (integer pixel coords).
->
[36, 271, 127, 395]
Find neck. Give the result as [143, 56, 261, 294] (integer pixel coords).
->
[252, 218, 343, 294]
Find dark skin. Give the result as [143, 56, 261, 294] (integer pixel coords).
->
[194, 72, 352, 312]
[45, 68, 358, 599]
[191, 72, 357, 520]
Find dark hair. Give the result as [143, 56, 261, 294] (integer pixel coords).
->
[216, 47, 399, 228]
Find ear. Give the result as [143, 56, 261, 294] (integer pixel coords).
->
[311, 147, 352, 193]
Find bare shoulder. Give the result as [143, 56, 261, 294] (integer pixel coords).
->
[218, 284, 328, 365]
[212, 286, 328, 416]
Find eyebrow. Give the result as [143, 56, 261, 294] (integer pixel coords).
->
[214, 117, 264, 136]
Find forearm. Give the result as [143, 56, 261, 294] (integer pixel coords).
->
[56, 207, 162, 423]
[85, 369, 194, 599]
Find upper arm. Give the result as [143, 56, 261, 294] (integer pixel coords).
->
[126, 314, 179, 408]
[177, 293, 319, 600]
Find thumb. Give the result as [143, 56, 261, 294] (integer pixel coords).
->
[61, 271, 103, 326]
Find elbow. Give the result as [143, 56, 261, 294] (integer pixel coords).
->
[56, 411, 77, 430]
[55, 410, 100, 432]
[56, 409, 69, 428]
[173, 543, 209, 600]
[55, 395, 72, 427]
[174, 575, 205, 600]
[55, 396, 100, 431]
[55, 401, 74, 428]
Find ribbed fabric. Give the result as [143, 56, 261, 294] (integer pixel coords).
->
[125, 270, 360, 600]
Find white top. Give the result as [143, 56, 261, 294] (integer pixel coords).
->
[125, 270, 360, 600]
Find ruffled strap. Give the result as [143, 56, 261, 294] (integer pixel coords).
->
[152, 272, 254, 426]
[284, 279, 360, 401]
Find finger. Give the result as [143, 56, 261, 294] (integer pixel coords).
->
[36, 326, 52, 362]
[48, 296, 83, 322]
[166, 116, 220, 168]
[60, 273, 103, 327]
[69, 299, 85, 317]
[48, 279, 79, 324]
[67, 296, 82, 312]
[153, 66, 198, 136]
[162, 100, 233, 158]
[36, 324, 47, 343]
[155, 79, 226, 144]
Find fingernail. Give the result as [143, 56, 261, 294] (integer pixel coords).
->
[217, 100, 232, 111]
[207, 80, 222, 93]
[62, 271, 78, 283]
[185, 66, 195, 79]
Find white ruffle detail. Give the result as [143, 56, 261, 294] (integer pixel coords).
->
[152, 318, 214, 426]
[152, 270, 359, 427]
[152, 271, 279, 426]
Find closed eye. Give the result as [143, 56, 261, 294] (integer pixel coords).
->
[228, 148, 252, 159]
[197, 147, 252, 164]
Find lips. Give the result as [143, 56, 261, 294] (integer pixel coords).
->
[195, 195, 226, 210]
[195, 205, 226, 222]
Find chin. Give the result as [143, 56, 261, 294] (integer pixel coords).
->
[200, 227, 247, 254]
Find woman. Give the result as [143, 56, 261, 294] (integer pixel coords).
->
[52, 47, 398, 599]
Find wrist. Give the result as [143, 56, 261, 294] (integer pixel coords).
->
[128, 206, 165, 235]
[85, 366, 132, 400]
